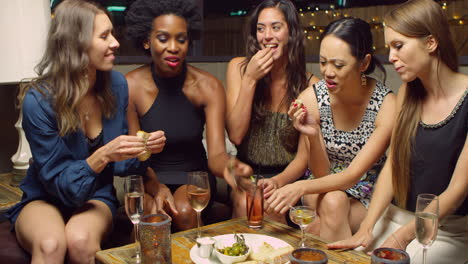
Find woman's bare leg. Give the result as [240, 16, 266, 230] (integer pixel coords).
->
[348, 197, 367, 234]
[172, 185, 197, 230]
[231, 189, 246, 218]
[65, 200, 113, 264]
[317, 191, 352, 242]
[15, 200, 67, 264]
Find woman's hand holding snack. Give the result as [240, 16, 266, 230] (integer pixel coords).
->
[146, 130, 166, 154]
[103, 135, 146, 162]
[288, 99, 320, 137]
[245, 48, 274, 82]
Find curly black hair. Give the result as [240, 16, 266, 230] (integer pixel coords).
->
[125, 0, 202, 55]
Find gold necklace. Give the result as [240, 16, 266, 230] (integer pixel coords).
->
[80, 97, 94, 121]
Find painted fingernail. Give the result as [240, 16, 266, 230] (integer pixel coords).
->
[293, 104, 297, 107]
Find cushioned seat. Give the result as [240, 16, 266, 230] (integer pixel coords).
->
[0, 221, 30, 264]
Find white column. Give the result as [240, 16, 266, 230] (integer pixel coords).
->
[0, 0, 51, 185]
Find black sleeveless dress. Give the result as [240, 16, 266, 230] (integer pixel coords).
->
[139, 63, 213, 190]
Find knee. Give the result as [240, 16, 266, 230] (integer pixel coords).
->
[173, 186, 195, 218]
[317, 191, 349, 220]
[66, 231, 98, 260]
[37, 237, 66, 259]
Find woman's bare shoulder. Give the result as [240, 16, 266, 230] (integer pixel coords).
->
[125, 65, 152, 90]
[307, 72, 321, 86]
[188, 65, 221, 84]
[187, 65, 224, 95]
[229, 56, 246, 66]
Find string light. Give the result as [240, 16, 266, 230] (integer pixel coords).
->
[297, 0, 465, 50]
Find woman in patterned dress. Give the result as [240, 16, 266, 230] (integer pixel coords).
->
[266, 17, 396, 242]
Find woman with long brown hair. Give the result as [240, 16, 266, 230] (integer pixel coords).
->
[226, 0, 320, 219]
[329, 0, 468, 262]
[5, 1, 147, 263]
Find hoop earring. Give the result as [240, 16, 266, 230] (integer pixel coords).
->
[361, 73, 367, 87]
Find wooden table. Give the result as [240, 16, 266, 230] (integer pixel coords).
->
[96, 217, 370, 264]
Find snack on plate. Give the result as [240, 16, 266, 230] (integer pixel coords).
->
[294, 99, 303, 108]
[239, 242, 294, 264]
[217, 233, 249, 256]
[136, 130, 151, 161]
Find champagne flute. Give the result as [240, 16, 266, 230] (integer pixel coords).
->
[289, 205, 316, 248]
[415, 193, 439, 264]
[187, 171, 211, 238]
[124, 175, 145, 264]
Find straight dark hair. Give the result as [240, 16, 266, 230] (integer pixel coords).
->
[321, 17, 387, 82]
[242, 0, 307, 120]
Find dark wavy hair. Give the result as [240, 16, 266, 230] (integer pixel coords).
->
[242, 0, 307, 120]
[321, 17, 386, 82]
[125, 0, 202, 56]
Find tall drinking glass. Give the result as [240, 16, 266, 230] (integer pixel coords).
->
[289, 205, 316, 248]
[415, 194, 439, 264]
[187, 171, 210, 238]
[124, 175, 145, 264]
[246, 174, 264, 229]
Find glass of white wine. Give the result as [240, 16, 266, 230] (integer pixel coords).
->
[187, 171, 210, 238]
[415, 193, 439, 264]
[289, 205, 316, 248]
[124, 175, 145, 264]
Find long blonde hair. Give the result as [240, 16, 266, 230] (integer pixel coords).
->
[384, 0, 458, 208]
[18, 0, 116, 136]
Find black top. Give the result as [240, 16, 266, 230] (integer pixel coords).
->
[139, 63, 208, 184]
[87, 130, 103, 154]
[407, 89, 468, 215]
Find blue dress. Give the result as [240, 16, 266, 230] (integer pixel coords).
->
[6, 71, 145, 225]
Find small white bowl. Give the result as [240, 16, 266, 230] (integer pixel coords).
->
[214, 237, 251, 264]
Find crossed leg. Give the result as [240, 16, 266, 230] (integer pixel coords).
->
[316, 191, 367, 242]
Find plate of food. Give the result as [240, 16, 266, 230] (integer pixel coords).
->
[190, 233, 293, 264]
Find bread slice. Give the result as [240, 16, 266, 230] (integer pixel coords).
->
[248, 242, 294, 264]
[136, 130, 151, 161]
